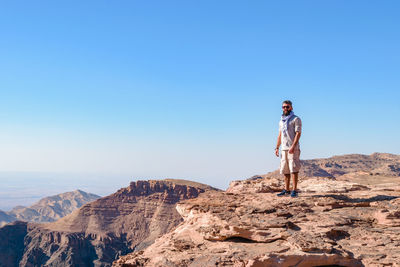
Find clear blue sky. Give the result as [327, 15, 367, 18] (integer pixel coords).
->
[0, 1, 399, 191]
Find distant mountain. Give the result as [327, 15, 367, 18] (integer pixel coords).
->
[3, 153, 400, 267]
[0, 179, 218, 267]
[0, 190, 100, 227]
[114, 158, 400, 267]
[0, 210, 15, 226]
[265, 152, 400, 178]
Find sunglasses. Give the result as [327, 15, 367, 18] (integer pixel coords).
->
[282, 106, 291, 109]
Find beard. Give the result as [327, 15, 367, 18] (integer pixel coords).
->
[283, 110, 292, 116]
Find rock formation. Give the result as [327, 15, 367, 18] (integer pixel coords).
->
[267, 152, 400, 179]
[0, 221, 27, 267]
[2, 153, 400, 267]
[0, 189, 100, 227]
[0, 179, 217, 267]
[115, 154, 400, 267]
[0, 210, 16, 227]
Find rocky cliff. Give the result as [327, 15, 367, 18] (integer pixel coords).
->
[266, 152, 400, 179]
[115, 155, 400, 267]
[0, 179, 217, 267]
[0, 189, 100, 227]
[0, 221, 27, 267]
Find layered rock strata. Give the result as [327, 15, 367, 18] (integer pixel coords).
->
[115, 176, 400, 267]
[0, 179, 217, 267]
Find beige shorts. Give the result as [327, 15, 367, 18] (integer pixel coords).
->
[280, 149, 301, 174]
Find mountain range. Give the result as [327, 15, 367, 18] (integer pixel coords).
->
[0, 190, 100, 227]
[115, 153, 400, 267]
[0, 179, 217, 267]
[1, 152, 399, 267]
[266, 152, 400, 178]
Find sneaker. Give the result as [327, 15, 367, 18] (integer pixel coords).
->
[290, 190, 298, 197]
[277, 190, 290, 196]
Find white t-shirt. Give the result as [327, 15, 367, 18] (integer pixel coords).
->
[279, 115, 302, 150]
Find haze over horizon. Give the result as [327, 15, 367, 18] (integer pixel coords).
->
[1, 1, 399, 206]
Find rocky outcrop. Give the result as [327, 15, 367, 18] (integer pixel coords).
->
[0, 190, 100, 227]
[0, 179, 217, 267]
[0, 221, 27, 267]
[115, 176, 400, 266]
[266, 152, 400, 179]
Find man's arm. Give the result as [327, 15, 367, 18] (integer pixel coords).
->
[288, 131, 301, 154]
[275, 131, 281, 157]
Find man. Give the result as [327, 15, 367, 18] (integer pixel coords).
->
[275, 100, 302, 197]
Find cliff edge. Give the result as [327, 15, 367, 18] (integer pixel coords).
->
[115, 175, 400, 266]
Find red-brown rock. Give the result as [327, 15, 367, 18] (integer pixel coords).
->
[115, 176, 400, 267]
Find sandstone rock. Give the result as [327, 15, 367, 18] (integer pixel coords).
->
[0, 179, 217, 267]
[373, 198, 400, 227]
[266, 152, 400, 179]
[299, 179, 370, 193]
[115, 176, 400, 267]
[227, 177, 283, 194]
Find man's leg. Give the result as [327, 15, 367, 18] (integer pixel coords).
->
[285, 174, 290, 191]
[291, 172, 298, 191]
[277, 150, 291, 196]
[288, 149, 301, 192]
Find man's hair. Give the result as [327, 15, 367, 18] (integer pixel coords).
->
[282, 100, 292, 106]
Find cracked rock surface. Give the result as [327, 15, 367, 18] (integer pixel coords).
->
[114, 175, 400, 267]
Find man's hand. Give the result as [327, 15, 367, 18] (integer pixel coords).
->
[275, 131, 281, 157]
[289, 132, 301, 154]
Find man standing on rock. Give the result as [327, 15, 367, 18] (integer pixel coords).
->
[275, 100, 302, 197]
